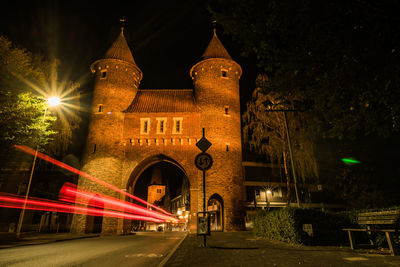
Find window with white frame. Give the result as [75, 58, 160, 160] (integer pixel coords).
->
[156, 118, 167, 134]
[172, 117, 183, 134]
[140, 118, 150, 134]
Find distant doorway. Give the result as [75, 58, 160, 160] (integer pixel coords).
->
[85, 195, 104, 233]
[208, 194, 223, 231]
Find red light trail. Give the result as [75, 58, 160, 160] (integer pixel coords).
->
[14, 145, 172, 216]
[0, 193, 163, 223]
[59, 183, 178, 222]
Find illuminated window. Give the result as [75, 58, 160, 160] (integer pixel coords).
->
[221, 69, 228, 78]
[156, 118, 167, 134]
[172, 117, 183, 134]
[100, 70, 107, 79]
[140, 118, 150, 134]
[160, 121, 164, 132]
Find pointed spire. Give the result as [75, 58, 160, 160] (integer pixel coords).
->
[201, 22, 232, 60]
[212, 20, 217, 35]
[103, 18, 137, 65]
[120, 17, 126, 34]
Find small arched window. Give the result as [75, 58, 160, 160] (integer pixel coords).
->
[221, 69, 228, 78]
[100, 70, 107, 79]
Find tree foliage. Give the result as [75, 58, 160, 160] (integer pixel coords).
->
[211, 0, 400, 140]
[243, 75, 319, 185]
[0, 36, 80, 156]
[0, 92, 56, 150]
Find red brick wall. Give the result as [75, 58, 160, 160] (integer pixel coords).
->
[72, 54, 245, 234]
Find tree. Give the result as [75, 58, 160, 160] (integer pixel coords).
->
[0, 91, 56, 151]
[211, 0, 400, 208]
[0, 36, 80, 159]
[243, 75, 319, 203]
[211, 0, 400, 140]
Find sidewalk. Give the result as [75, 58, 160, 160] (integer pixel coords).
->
[0, 232, 100, 249]
[164, 231, 400, 267]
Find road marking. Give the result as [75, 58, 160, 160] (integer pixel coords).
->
[125, 253, 163, 258]
[343, 257, 369, 261]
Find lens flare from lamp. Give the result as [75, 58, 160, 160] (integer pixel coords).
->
[48, 96, 61, 107]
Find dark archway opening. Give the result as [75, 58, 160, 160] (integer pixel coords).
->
[85, 195, 104, 233]
[127, 160, 190, 232]
[208, 194, 224, 231]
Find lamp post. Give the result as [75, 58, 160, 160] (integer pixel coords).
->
[264, 109, 301, 207]
[16, 96, 60, 238]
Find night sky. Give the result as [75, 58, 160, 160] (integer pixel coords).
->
[0, 0, 259, 198]
[0, 0, 256, 157]
[1, 1, 400, 208]
[0, 0, 255, 100]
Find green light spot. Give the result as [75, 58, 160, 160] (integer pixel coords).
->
[341, 158, 361, 165]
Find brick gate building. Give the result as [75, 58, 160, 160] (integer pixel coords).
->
[71, 26, 245, 233]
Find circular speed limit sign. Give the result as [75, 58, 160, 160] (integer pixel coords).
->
[195, 152, 213, 170]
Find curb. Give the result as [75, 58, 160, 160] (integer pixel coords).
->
[157, 232, 188, 267]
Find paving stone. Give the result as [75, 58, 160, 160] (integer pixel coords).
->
[164, 231, 400, 267]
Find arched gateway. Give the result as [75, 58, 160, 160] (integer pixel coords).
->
[71, 26, 245, 234]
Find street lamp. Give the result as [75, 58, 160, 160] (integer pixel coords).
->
[48, 96, 61, 107]
[263, 108, 302, 208]
[16, 96, 61, 238]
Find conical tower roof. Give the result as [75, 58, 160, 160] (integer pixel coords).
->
[104, 28, 137, 65]
[201, 29, 232, 60]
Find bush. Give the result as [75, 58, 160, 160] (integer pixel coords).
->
[253, 208, 354, 245]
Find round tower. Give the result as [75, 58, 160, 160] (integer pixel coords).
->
[71, 27, 142, 234]
[85, 26, 142, 161]
[90, 27, 142, 114]
[190, 29, 244, 231]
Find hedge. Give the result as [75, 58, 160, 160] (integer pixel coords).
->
[253, 208, 354, 245]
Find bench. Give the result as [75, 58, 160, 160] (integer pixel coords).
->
[343, 210, 400, 256]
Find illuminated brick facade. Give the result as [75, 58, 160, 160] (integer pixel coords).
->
[71, 28, 244, 233]
[147, 185, 166, 205]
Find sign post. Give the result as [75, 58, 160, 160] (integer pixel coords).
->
[195, 128, 213, 247]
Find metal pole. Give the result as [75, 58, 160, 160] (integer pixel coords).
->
[203, 169, 206, 247]
[282, 111, 301, 207]
[202, 128, 206, 247]
[16, 108, 47, 238]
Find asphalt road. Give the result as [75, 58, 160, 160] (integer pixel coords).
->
[0, 232, 186, 267]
